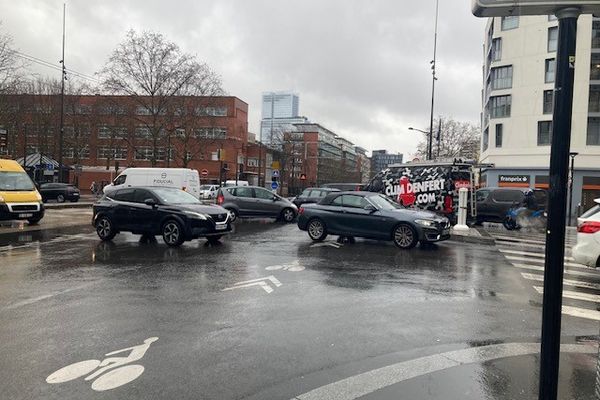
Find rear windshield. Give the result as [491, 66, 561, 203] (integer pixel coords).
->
[581, 204, 600, 219]
[152, 188, 200, 204]
[0, 171, 35, 191]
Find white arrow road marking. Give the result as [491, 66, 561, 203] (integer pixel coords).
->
[222, 275, 282, 294]
[521, 272, 600, 290]
[533, 286, 600, 303]
[265, 259, 305, 272]
[512, 263, 600, 279]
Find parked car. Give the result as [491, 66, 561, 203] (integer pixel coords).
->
[297, 191, 451, 249]
[216, 186, 298, 223]
[92, 187, 231, 247]
[572, 198, 600, 268]
[103, 168, 201, 199]
[39, 183, 80, 203]
[223, 180, 249, 187]
[321, 182, 363, 191]
[474, 187, 547, 224]
[293, 187, 340, 207]
[199, 184, 219, 200]
[0, 159, 44, 225]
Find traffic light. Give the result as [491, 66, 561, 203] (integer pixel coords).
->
[0, 129, 7, 147]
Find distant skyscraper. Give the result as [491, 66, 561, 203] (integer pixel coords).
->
[260, 91, 307, 147]
[370, 150, 403, 173]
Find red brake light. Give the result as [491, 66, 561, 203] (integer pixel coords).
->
[578, 221, 600, 234]
[217, 194, 224, 205]
[299, 207, 304, 215]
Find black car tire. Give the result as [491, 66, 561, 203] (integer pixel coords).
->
[162, 219, 185, 247]
[207, 235, 222, 245]
[96, 216, 116, 241]
[307, 218, 327, 242]
[70, 198, 79, 203]
[226, 208, 238, 222]
[392, 223, 418, 249]
[28, 218, 42, 225]
[280, 208, 296, 223]
[56, 194, 65, 203]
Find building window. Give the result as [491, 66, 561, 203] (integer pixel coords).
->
[543, 90, 554, 114]
[135, 106, 152, 115]
[545, 58, 556, 83]
[593, 21, 600, 48]
[491, 65, 512, 89]
[547, 27, 558, 52]
[590, 86, 600, 113]
[538, 121, 552, 146]
[195, 106, 228, 116]
[193, 127, 227, 139]
[134, 147, 153, 161]
[495, 124, 503, 147]
[501, 16, 519, 30]
[591, 53, 600, 80]
[482, 128, 489, 151]
[135, 127, 152, 138]
[247, 158, 259, 167]
[587, 117, 600, 145]
[489, 95, 511, 118]
[491, 38, 502, 61]
[175, 128, 186, 137]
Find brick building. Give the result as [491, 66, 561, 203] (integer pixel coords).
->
[0, 94, 249, 191]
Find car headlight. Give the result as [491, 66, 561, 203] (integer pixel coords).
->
[415, 219, 436, 227]
[0, 194, 4, 203]
[35, 192, 42, 201]
[184, 211, 207, 220]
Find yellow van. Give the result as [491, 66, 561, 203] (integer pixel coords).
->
[0, 159, 44, 224]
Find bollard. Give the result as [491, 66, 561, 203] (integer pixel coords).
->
[453, 187, 470, 231]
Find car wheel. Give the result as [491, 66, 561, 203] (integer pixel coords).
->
[28, 218, 42, 225]
[307, 218, 327, 241]
[162, 220, 185, 247]
[281, 208, 296, 223]
[57, 194, 65, 203]
[207, 235, 222, 245]
[70, 198, 79, 203]
[393, 223, 418, 249]
[226, 208, 238, 222]
[96, 216, 116, 241]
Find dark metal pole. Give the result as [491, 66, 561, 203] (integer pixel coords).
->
[58, 3, 66, 183]
[538, 8, 579, 400]
[428, 0, 439, 161]
[567, 152, 578, 226]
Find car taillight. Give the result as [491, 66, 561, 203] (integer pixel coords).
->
[299, 207, 304, 215]
[217, 194, 224, 205]
[578, 221, 600, 234]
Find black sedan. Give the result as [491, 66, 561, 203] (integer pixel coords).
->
[297, 191, 450, 249]
[92, 187, 231, 247]
[292, 187, 340, 208]
[39, 183, 80, 203]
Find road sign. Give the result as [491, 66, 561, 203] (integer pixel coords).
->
[271, 181, 279, 190]
[272, 169, 280, 178]
[271, 161, 280, 170]
[201, 169, 208, 176]
[472, 0, 600, 17]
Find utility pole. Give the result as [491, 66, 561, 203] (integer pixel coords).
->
[568, 151, 578, 226]
[58, 3, 66, 183]
[428, 0, 439, 161]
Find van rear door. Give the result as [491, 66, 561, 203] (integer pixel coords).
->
[186, 170, 200, 198]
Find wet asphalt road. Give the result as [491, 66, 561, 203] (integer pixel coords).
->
[0, 221, 598, 399]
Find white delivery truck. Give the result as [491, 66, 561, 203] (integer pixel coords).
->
[103, 168, 201, 198]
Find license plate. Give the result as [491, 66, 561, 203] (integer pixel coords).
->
[18, 213, 33, 218]
[215, 224, 227, 230]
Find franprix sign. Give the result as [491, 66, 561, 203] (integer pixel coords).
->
[472, 0, 600, 17]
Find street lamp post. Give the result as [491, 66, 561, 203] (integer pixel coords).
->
[568, 151, 578, 226]
[428, 0, 439, 163]
[408, 126, 432, 159]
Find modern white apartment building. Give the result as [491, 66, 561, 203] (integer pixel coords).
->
[260, 91, 308, 146]
[480, 14, 600, 214]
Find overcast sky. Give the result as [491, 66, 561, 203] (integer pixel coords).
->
[1, 0, 486, 158]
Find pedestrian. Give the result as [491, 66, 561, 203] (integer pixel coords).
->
[90, 181, 98, 197]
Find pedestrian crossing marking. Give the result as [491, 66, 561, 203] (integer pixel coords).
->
[512, 263, 600, 279]
[561, 305, 600, 321]
[533, 286, 600, 303]
[521, 272, 600, 291]
[504, 255, 592, 270]
[498, 248, 575, 261]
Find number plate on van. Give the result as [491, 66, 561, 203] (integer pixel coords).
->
[18, 213, 33, 218]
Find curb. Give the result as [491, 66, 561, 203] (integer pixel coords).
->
[448, 227, 496, 245]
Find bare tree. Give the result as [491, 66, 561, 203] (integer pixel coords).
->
[98, 30, 224, 167]
[416, 117, 481, 161]
[0, 24, 25, 95]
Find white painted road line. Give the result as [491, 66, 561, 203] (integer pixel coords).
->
[533, 286, 600, 303]
[499, 248, 575, 261]
[222, 275, 282, 294]
[561, 305, 600, 321]
[492, 235, 547, 245]
[2, 283, 94, 311]
[521, 272, 600, 290]
[512, 263, 600, 279]
[505, 255, 592, 269]
[495, 240, 572, 250]
[291, 343, 595, 400]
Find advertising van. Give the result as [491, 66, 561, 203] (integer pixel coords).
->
[103, 168, 201, 198]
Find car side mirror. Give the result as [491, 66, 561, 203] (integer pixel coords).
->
[272, 195, 278, 201]
[364, 204, 377, 212]
[144, 198, 157, 207]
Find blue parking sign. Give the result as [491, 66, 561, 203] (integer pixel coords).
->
[271, 181, 279, 190]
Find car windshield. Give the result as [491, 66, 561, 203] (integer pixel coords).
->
[0, 171, 36, 191]
[151, 188, 200, 204]
[368, 194, 400, 210]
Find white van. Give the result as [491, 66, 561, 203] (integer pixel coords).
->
[103, 168, 201, 198]
[223, 180, 249, 187]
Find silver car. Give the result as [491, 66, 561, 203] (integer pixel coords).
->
[216, 186, 298, 223]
